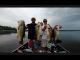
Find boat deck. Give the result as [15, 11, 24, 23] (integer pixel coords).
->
[12, 40, 70, 55]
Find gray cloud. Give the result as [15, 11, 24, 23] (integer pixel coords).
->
[44, 8, 80, 30]
[0, 8, 80, 30]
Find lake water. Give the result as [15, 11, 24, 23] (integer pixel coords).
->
[59, 31, 80, 55]
[0, 31, 80, 55]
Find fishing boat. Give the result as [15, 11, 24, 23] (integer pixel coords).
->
[12, 40, 70, 54]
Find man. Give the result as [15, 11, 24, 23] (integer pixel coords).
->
[26, 18, 37, 40]
[26, 17, 38, 51]
[41, 19, 52, 53]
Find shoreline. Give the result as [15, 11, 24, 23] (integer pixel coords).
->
[0, 30, 16, 35]
[0, 30, 80, 35]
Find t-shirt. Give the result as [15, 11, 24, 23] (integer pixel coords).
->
[41, 24, 50, 40]
[26, 23, 37, 40]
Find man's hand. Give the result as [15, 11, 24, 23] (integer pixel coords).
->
[59, 26, 62, 29]
[42, 26, 47, 31]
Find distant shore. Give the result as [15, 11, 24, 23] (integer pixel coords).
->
[0, 30, 17, 35]
[60, 30, 80, 31]
[0, 30, 80, 35]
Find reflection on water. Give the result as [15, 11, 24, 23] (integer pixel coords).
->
[59, 31, 80, 54]
[60, 31, 80, 42]
[0, 32, 28, 52]
[0, 31, 80, 54]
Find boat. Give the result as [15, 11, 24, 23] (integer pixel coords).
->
[12, 40, 70, 54]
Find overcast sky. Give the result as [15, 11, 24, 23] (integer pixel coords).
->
[0, 8, 80, 30]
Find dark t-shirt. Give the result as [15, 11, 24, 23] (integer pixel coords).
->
[26, 23, 37, 40]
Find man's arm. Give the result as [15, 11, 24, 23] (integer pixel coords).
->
[42, 25, 47, 31]
[48, 24, 52, 30]
[25, 24, 28, 31]
[26, 24, 29, 29]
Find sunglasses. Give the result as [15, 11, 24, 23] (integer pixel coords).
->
[43, 21, 47, 22]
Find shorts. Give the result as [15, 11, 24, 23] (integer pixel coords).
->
[28, 40, 33, 48]
[33, 40, 40, 49]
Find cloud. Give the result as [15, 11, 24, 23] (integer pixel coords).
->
[0, 8, 46, 27]
[0, 8, 80, 30]
[44, 8, 80, 30]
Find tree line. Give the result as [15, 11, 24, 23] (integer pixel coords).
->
[0, 25, 17, 34]
[0, 25, 16, 31]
